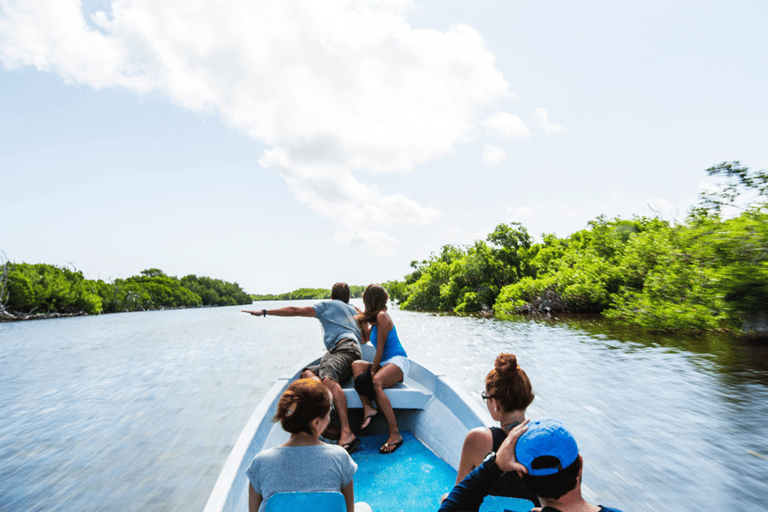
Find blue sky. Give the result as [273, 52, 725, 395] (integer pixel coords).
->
[2, 0, 767, 293]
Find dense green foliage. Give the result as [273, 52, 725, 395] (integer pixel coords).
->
[0, 264, 251, 318]
[391, 162, 768, 333]
[395, 223, 533, 313]
[180, 274, 252, 306]
[2, 263, 103, 315]
[95, 269, 203, 313]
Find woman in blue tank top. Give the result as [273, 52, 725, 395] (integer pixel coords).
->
[351, 284, 410, 454]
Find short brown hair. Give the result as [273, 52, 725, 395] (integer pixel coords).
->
[521, 455, 582, 499]
[331, 282, 350, 303]
[273, 378, 331, 435]
[485, 353, 534, 412]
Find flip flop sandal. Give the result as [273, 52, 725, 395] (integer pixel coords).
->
[341, 438, 361, 454]
[379, 438, 404, 454]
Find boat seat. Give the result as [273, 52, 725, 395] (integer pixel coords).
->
[341, 376, 433, 410]
[263, 491, 345, 512]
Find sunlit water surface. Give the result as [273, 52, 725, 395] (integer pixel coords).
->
[1, 301, 767, 511]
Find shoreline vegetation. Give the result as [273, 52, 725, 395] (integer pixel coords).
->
[381, 161, 768, 338]
[3, 162, 767, 337]
[250, 285, 367, 302]
[0, 265, 252, 322]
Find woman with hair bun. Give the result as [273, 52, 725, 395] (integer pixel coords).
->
[245, 378, 370, 512]
[444, 353, 541, 507]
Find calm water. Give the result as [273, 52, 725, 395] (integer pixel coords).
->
[1, 301, 767, 511]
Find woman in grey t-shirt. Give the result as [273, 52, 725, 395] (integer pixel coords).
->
[246, 378, 370, 512]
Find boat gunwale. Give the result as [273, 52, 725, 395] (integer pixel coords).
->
[204, 358, 311, 512]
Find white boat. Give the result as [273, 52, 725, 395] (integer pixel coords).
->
[204, 345, 535, 512]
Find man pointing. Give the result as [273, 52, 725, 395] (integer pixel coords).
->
[243, 282, 362, 453]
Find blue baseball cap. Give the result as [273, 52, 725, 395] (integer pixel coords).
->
[515, 418, 579, 476]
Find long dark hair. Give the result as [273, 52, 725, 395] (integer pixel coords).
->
[485, 353, 534, 412]
[359, 284, 388, 325]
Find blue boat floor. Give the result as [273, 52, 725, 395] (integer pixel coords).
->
[350, 430, 456, 512]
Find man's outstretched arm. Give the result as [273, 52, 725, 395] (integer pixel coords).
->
[242, 306, 316, 317]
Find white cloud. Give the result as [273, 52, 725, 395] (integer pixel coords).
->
[531, 107, 567, 135]
[0, 0, 510, 247]
[505, 206, 538, 221]
[484, 112, 530, 139]
[482, 145, 507, 167]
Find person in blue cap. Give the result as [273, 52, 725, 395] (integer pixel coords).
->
[439, 418, 624, 512]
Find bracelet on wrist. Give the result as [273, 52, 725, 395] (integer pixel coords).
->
[262, 309, 267, 317]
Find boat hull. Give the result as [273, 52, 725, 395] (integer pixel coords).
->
[204, 346, 493, 512]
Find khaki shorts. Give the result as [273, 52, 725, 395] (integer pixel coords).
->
[304, 338, 362, 383]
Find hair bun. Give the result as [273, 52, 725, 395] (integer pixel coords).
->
[486, 352, 534, 412]
[495, 353, 519, 377]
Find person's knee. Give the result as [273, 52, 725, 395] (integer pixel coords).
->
[351, 360, 367, 372]
[301, 369, 319, 380]
[322, 376, 340, 390]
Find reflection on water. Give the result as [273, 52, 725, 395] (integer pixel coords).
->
[1, 302, 766, 511]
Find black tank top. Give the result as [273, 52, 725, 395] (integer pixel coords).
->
[488, 427, 542, 507]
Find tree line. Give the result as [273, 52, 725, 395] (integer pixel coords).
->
[251, 285, 367, 301]
[0, 264, 252, 321]
[387, 162, 768, 334]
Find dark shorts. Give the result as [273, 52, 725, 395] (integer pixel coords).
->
[304, 338, 362, 383]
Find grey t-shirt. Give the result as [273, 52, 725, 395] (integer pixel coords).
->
[246, 444, 357, 511]
[313, 300, 361, 351]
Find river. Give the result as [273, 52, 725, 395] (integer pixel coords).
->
[1, 301, 767, 511]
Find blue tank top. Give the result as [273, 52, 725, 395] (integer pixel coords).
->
[370, 324, 407, 361]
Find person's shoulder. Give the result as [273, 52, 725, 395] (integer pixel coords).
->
[462, 426, 493, 452]
[313, 443, 354, 461]
[253, 446, 282, 459]
[466, 425, 493, 437]
[326, 300, 358, 315]
[318, 299, 346, 308]
[248, 446, 279, 469]
[321, 443, 349, 454]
